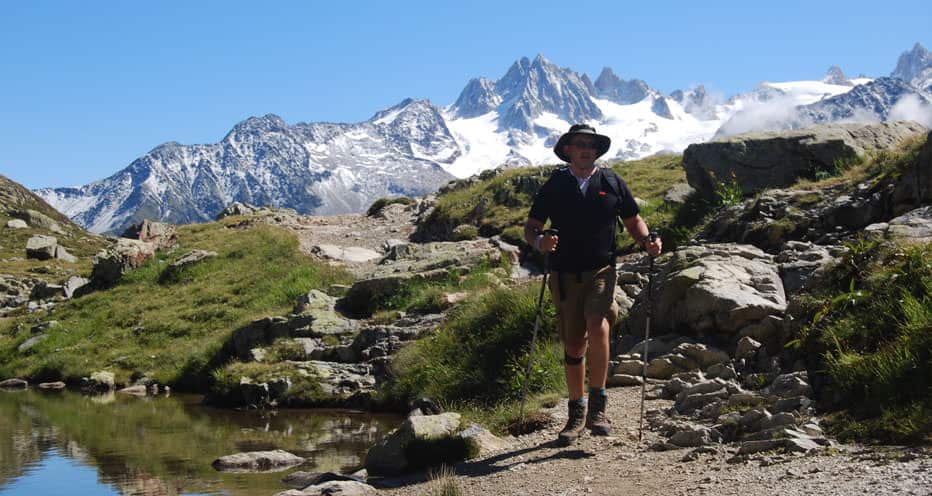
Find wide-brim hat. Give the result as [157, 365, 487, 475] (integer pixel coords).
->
[553, 124, 611, 162]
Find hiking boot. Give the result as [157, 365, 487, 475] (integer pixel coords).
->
[586, 392, 612, 436]
[557, 400, 587, 446]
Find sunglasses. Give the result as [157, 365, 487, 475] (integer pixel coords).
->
[569, 141, 599, 150]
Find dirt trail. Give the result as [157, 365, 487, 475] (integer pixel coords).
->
[379, 387, 931, 496]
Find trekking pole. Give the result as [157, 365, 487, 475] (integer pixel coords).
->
[638, 231, 659, 442]
[519, 228, 558, 431]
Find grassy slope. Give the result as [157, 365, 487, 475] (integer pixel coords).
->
[422, 155, 694, 252]
[0, 218, 352, 388]
[0, 174, 108, 282]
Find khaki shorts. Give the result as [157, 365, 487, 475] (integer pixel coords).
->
[548, 265, 618, 344]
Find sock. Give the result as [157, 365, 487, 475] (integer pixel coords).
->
[589, 387, 607, 397]
[569, 398, 585, 407]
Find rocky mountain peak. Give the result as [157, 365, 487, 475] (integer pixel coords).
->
[450, 77, 501, 118]
[892, 42, 932, 89]
[493, 54, 602, 131]
[823, 66, 852, 86]
[593, 67, 653, 104]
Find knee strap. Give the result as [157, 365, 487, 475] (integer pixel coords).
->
[564, 352, 583, 365]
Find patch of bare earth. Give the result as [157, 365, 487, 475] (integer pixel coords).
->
[379, 387, 931, 496]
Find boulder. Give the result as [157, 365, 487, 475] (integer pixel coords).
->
[30, 281, 65, 300]
[82, 371, 116, 393]
[0, 378, 28, 389]
[25, 235, 58, 260]
[91, 239, 156, 287]
[768, 372, 812, 398]
[6, 219, 28, 229]
[169, 250, 218, 270]
[63, 276, 91, 299]
[664, 183, 696, 204]
[216, 202, 259, 219]
[684, 122, 927, 199]
[121, 220, 177, 250]
[10, 209, 62, 233]
[274, 480, 377, 496]
[668, 424, 722, 447]
[458, 423, 508, 456]
[212, 450, 306, 473]
[17, 334, 47, 353]
[364, 412, 465, 476]
[38, 381, 66, 390]
[628, 244, 786, 340]
[865, 205, 932, 243]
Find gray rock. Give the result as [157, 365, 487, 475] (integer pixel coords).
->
[758, 412, 797, 431]
[606, 373, 643, 387]
[26, 235, 58, 260]
[705, 363, 738, 380]
[768, 372, 811, 398]
[212, 449, 306, 473]
[168, 250, 218, 270]
[628, 244, 786, 339]
[459, 423, 508, 456]
[364, 412, 463, 476]
[664, 183, 696, 204]
[63, 276, 91, 299]
[30, 281, 65, 300]
[17, 334, 47, 353]
[0, 378, 28, 389]
[275, 480, 377, 496]
[612, 359, 645, 376]
[216, 202, 258, 219]
[91, 239, 156, 286]
[6, 219, 28, 229]
[38, 381, 66, 389]
[865, 205, 932, 243]
[121, 220, 177, 250]
[669, 424, 722, 447]
[674, 342, 730, 369]
[684, 122, 927, 199]
[312, 244, 382, 263]
[81, 371, 116, 393]
[646, 357, 681, 379]
[735, 336, 762, 360]
[10, 209, 62, 233]
[738, 439, 785, 455]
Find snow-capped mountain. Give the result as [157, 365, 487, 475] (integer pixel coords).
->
[37, 100, 457, 233]
[37, 43, 932, 234]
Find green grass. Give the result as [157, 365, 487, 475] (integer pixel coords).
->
[415, 154, 699, 252]
[0, 220, 352, 389]
[368, 261, 510, 317]
[798, 240, 932, 443]
[385, 283, 565, 417]
[366, 196, 414, 217]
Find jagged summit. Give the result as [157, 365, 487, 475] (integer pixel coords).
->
[892, 42, 932, 90]
[36, 44, 932, 234]
[823, 66, 852, 86]
[593, 67, 654, 104]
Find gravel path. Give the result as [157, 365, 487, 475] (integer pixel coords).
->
[379, 386, 931, 496]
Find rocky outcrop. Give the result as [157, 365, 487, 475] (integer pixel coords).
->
[25, 235, 76, 262]
[700, 131, 932, 253]
[10, 209, 63, 233]
[865, 205, 932, 243]
[90, 239, 156, 287]
[625, 244, 786, 351]
[121, 220, 177, 250]
[683, 122, 927, 200]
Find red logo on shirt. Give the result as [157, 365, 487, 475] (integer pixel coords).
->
[598, 191, 606, 196]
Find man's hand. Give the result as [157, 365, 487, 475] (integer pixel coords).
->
[644, 236, 662, 257]
[538, 232, 559, 252]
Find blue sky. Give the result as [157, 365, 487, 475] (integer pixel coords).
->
[1, 0, 929, 189]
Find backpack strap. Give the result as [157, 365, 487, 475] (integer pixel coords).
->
[600, 168, 625, 267]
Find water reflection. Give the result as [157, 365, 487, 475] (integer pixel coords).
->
[0, 390, 400, 495]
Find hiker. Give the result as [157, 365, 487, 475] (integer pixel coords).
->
[524, 123, 662, 445]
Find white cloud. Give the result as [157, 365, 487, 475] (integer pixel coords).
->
[888, 94, 932, 127]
